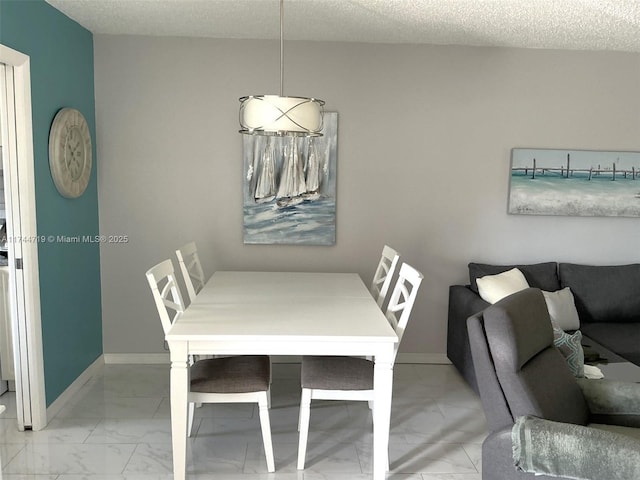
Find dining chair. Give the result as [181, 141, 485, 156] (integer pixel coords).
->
[175, 241, 206, 304]
[370, 245, 400, 308]
[145, 259, 275, 472]
[297, 262, 423, 470]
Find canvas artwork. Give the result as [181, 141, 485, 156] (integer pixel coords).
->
[243, 112, 338, 245]
[508, 148, 640, 217]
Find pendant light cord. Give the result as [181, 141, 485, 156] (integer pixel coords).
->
[280, 0, 284, 97]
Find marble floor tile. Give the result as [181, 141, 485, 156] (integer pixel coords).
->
[0, 364, 489, 478]
[3, 475, 59, 480]
[247, 441, 363, 475]
[85, 418, 173, 444]
[0, 417, 98, 444]
[3, 443, 137, 474]
[359, 442, 478, 475]
[56, 476, 174, 480]
[305, 474, 421, 480]
[55, 395, 164, 419]
[82, 367, 170, 399]
[420, 475, 482, 480]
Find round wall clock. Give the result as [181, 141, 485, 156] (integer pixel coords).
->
[48, 107, 92, 198]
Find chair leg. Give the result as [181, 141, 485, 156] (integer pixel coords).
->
[187, 402, 195, 437]
[258, 393, 275, 473]
[297, 388, 312, 470]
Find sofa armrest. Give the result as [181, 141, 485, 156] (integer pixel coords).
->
[482, 428, 562, 479]
[577, 378, 640, 427]
[512, 415, 640, 479]
[447, 285, 489, 392]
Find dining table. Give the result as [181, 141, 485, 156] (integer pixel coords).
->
[165, 270, 398, 480]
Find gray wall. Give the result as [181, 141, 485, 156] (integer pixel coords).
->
[94, 36, 640, 357]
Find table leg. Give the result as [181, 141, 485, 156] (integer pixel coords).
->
[169, 342, 189, 480]
[373, 352, 394, 480]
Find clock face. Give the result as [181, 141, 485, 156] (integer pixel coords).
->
[49, 108, 92, 198]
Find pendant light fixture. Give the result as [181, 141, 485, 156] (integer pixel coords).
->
[239, 0, 324, 137]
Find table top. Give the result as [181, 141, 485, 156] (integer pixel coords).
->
[197, 271, 373, 303]
[166, 271, 398, 344]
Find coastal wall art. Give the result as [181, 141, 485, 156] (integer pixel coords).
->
[242, 112, 338, 245]
[508, 148, 640, 217]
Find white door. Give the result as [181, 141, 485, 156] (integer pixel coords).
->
[0, 44, 46, 431]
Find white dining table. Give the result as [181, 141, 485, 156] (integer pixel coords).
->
[165, 271, 398, 480]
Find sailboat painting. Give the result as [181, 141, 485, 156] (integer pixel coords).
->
[243, 112, 338, 245]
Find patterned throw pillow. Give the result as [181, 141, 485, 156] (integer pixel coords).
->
[552, 325, 584, 377]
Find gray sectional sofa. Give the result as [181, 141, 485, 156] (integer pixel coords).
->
[447, 262, 640, 393]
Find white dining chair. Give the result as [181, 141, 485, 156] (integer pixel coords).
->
[175, 241, 206, 304]
[297, 262, 423, 470]
[370, 245, 400, 308]
[145, 259, 275, 472]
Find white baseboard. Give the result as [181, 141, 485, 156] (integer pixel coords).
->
[103, 353, 451, 365]
[46, 355, 105, 421]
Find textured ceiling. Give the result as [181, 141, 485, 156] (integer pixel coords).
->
[45, 0, 640, 52]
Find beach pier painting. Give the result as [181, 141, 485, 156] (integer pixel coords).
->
[509, 148, 640, 217]
[243, 112, 338, 245]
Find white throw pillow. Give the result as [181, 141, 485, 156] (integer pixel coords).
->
[542, 287, 581, 331]
[476, 268, 530, 304]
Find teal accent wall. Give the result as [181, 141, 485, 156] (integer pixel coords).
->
[0, 0, 102, 405]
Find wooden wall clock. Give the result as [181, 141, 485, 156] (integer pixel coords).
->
[48, 108, 92, 198]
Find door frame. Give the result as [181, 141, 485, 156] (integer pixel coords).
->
[0, 44, 46, 430]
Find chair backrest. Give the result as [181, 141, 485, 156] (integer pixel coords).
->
[145, 259, 186, 335]
[469, 288, 590, 431]
[385, 262, 423, 361]
[370, 245, 400, 307]
[176, 241, 206, 303]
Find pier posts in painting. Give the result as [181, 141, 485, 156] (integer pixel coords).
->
[509, 148, 640, 217]
[532, 158, 536, 179]
[515, 157, 636, 182]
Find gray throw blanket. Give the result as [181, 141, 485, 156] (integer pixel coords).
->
[577, 378, 640, 415]
[512, 416, 640, 480]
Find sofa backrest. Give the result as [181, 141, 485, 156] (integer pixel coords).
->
[467, 312, 515, 432]
[478, 288, 590, 426]
[559, 263, 640, 323]
[468, 262, 560, 293]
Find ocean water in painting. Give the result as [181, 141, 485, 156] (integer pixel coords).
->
[242, 112, 338, 245]
[509, 174, 640, 217]
[244, 197, 336, 245]
[509, 148, 640, 217]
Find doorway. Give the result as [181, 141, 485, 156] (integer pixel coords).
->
[0, 168, 12, 397]
[0, 44, 46, 431]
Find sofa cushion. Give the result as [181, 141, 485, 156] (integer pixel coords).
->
[477, 268, 530, 304]
[581, 323, 640, 367]
[542, 287, 581, 331]
[559, 263, 640, 323]
[469, 262, 560, 294]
